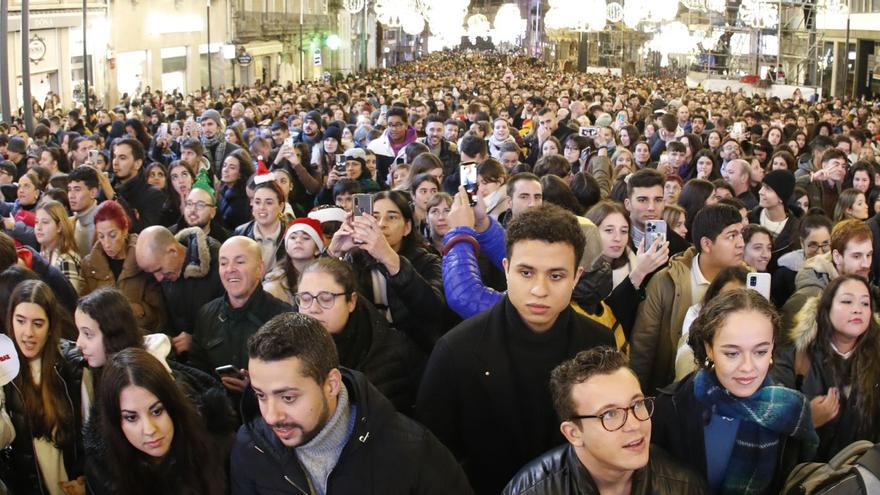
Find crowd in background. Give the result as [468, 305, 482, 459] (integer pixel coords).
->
[0, 50, 879, 494]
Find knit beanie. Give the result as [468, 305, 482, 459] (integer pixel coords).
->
[200, 109, 223, 127]
[595, 113, 613, 127]
[192, 169, 214, 196]
[305, 111, 323, 127]
[285, 217, 326, 251]
[762, 169, 795, 204]
[323, 124, 342, 142]
[342, 147, 366, 167]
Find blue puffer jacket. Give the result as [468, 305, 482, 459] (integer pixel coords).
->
[442, 217, 507, 319]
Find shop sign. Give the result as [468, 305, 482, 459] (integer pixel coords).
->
[29, 34, 46, 64]
[237, 53, 253, 66]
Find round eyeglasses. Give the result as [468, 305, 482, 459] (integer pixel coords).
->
[568, 397, 655, 432]
[294, 291, 348, 310]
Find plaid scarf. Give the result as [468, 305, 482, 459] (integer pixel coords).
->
[694, 369, 818, 494]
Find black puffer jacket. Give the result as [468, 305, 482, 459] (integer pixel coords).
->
[334, 298, 424, 413]
[83, 359, 236, 495]
[503, 444, 708, 495]
[347, 245, 446, 353]
[1, 340, 84, 495]
[230, 368, 472, 494]
[218, 183, 252, 232]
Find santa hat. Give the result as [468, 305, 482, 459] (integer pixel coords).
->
[284, 217, 325, 252]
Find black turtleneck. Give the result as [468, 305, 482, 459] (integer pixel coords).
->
[504, 299, 572, 456]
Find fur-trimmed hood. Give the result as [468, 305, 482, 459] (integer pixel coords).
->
[174, 226, 213, 279]
[790, 295, 821, 353]
[794, 252, 838, 293]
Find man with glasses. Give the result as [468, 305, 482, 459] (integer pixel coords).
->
[504, 348, 706, 494]
[368, 106, 418, 185]
[189, 236, 292, 393]
[173, 174, 231, 243]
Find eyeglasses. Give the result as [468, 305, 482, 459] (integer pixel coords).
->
[569, 397, 655, 432]
[294, 291, 348, 310]
[184, 200, 214, 210]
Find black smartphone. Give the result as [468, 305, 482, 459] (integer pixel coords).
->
[215, 365, 241, 377]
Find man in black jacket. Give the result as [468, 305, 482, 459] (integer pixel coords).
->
[503, 348, 707, 495]
[111, 138, 166, 233]
[135, 225, 224, 354]
[417, 204, 615, 494]
[231, 312, 471, 494]
[189, 236, 292, 393]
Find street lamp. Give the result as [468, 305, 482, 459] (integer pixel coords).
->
[207, 0, 212, 96]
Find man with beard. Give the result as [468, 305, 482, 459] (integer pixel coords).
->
[109, 138, 166, 233]
[200, 109, 240, 179]
[171, 171, 231, 243]
[295, 110, 323, 148]
[231, 312, 472, 494]
[418, 115, 459, 175]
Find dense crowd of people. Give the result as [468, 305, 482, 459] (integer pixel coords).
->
[1, 49, 880, 494]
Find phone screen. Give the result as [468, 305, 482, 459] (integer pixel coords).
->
[460, 163, 478, 205]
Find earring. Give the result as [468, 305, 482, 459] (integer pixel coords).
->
[704, 357, 714, 370]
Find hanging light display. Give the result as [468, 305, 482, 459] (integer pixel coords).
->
[623, 0, 647, 28]
[493, 4, 525, 44]
[606, 2, 624, 23]
[466, 13, 491, 41]
[738, 0, 778, 29]
[647, 0, 679, 22]
[644, 21, 699, 66]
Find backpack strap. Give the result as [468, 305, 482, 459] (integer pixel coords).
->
[856, 445, 880, 493]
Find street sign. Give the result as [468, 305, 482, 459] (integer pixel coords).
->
[237, 53, 253, 66]
[313, 49, 322, 66]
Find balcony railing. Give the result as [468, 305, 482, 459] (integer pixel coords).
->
[232, 10, 333, 42]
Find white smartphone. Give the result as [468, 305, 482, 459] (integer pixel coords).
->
[645, 220, 667, 249]
[747, 272, 771, 300]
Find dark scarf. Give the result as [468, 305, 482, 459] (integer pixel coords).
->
[332, 302, 374, 370]
[693, 369, 818, 494]
[202, 133, 227, 175]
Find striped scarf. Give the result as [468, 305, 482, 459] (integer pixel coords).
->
[694, 369, 818, 494]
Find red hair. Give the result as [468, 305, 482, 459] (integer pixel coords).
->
[94, 200, 131, 232]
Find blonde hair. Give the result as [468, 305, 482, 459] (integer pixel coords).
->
[36, 200, 76, 255]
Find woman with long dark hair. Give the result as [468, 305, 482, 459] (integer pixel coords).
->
[677, 179, 717, 242]
[96, 348, 227, 495]
[774, 275, 880, 461]
[328, 190, 445, 352]
[218, 148, 254, 231]
[0, 280, 85, 494]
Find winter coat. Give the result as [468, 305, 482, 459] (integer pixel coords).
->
[112, 169, 167, 234]
[230, 368, 472, 495]
[0, 199, 38, 249]
[796, 174, 841, 217]
[652, 372, 812, 494]
[416, 297, 615, 495]
[189, 285, 293, 375]
[630, 247, 698, 394]
[347, 244, 445, 353]
[335, 298, 423, 413]
[80, 233, 167, 332]
[161, 227, 225, 336]
[772, 297, 880, 462]
[367, 129, 417, 185]
[83, 335, 236, 495]
[781, 252, 839, 332]
[169, 217, 231, 245]
[1, 341, 85, 495]
[503, 444, 708, 495]
[15, 246, 79, 313]
[442, 219, 507, 319]
[417, 137, 460, 176]
[771, 249, 803, 307]
[218, 183, 252, 232]
[868, 212, 880, 284]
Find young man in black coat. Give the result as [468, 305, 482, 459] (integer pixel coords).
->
[109, 138, 166, 233]
[417, 204, 616, 495]
[231, 312, 471, 494]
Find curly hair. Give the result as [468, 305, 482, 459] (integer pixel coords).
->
[505, 203, 585, 269]
[550, 347, 631, 421]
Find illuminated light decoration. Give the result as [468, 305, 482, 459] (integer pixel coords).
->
[326, 34, 342, 50]
[342, 0, 366, 13]
[606, 2, 624, 22]
[738, 0, 778, 29]
[423, 0, 469, 47]
[466, 13, 491, 41]
[729, 32, 751, 55]
[545, 0, 606, 32]
[623, 0, 646, 28]
[492, 3, 526, 43]
[375, 0, 415, 27]
[647, 0, 679, 22]
[644, 21, 699, 66]
[401, 10, 426, 35]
